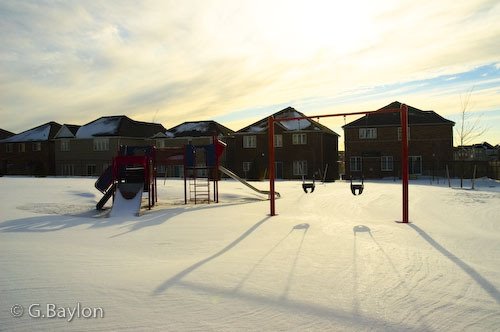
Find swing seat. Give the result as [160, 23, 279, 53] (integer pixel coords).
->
[350, 184, 364, 195]
[302, 183, 315, 193]
[350, 177, 364, 196]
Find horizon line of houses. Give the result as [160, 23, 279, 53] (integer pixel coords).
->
[1, 101, 499, 180]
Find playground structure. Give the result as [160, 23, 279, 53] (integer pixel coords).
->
[95, 146, 157, 216]
[267, 104, 410, 223]
[95, 137, 277, 215]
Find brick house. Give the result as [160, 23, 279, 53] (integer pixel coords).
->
[227, 107, 339, 180]
[454, 142, 499, 161]
[155, 120, 234, 177]
[343, 101, 455, 179]
[0, 122, 62, 176]
[54, 116, 165, 176]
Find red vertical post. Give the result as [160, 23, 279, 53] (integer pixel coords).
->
[268, 116, 276, 216]
[401, 104, 409, 223]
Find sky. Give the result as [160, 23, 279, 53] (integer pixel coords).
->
[1, 0, 499, 146]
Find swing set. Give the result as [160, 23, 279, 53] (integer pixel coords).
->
[267, 104, 410, 223]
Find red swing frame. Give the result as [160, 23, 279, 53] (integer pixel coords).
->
[267, 104, 410, 223]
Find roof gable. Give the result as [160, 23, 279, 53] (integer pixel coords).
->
[1, 122, 61, 142]
[0, 128, 15, 140]
[168, 121, 234, 137]
[343, 101, 455, 128]
[55, 124, 81, 138]
[237, 106, 339, 136]
[76, 116, 166, 139]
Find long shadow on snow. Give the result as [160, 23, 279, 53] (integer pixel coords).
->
[0, 199, 262, 234]
[353, 225, 433, 330]
[153, 216, 271, 295]
[409, 223, 500, 305]
[153, 221, 416, 330]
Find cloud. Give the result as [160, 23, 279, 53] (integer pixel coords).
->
[0, 0, 499, 146]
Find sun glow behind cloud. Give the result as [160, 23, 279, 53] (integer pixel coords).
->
[0, 0, 499, 144]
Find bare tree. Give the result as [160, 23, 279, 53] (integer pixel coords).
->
[455, 87, 488, 187]
[455, 87, 488, 147]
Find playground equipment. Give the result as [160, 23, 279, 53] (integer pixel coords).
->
[95, 146, 157, 215]
[219, 165, 280, 198]
[302, 176, 315, 193]
[350, 177, 364, 195]
[182, 139, 225, 204]
[94, 137, 281, 215]
[267, 104, 410, 223]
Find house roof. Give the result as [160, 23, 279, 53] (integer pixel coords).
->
[458, 142, 496, 149]
[342, 101, 455, 128]
[75, 116, 166, 139]
[167, 120, 234, 137]
[54, 124, 82, 138]
[1, 122, 62, 142]
[237, 106, 339, 136]
[0, 128, 15, 140]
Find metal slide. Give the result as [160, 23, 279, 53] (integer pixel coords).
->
[219, 166, 280, 198]
[109, 183, 144, 217]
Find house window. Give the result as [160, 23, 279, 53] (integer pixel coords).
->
[6, 143, 13, 153]
[350, 156, 362, 172]
[62, 164, 75, 176]
[61, 139, 70, 152]
[274, 134, 283, 148]
[409, 156, 422, 175]
[242, 161, 252, 172]
[156, 139, 166, 148]
[32, 142, 42, 151]
[398, 127, 411, 141]
[381, 156, 393, 171]
[293, 160, 307, 176]
[93, 138, 109, 151]
[243, 135, 256, 148]
[18, 143, 25, 153]
[292, 133, 307, 145]
[87, 164, 97, 176]
[359, 128, 377, 139]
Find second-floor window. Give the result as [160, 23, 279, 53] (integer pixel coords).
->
[93, 138, 109, 151]
[5, 143, 13, 153]
[32, 142, 42, 151]
[60, 140, 70, 152]
[274, 134, 283, 147]
[359, 128, 377, 139]
[292, 133, 307, 145]
[397, 127, 411, 141]
[156, 139, 166, 148]
[18, 143, 25, 153]
[243, 135, 256, 148]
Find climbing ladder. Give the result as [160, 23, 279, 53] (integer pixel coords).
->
[187, 167, 210, 204]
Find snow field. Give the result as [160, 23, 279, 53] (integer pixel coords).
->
[0, 176, 499, 331]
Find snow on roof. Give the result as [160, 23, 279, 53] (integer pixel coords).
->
[247, 124, 267, 132]
[55, 125, 78, 138]
[276, 110, 312, 131]
[173, 122, 209, 133]
[76, 117, 121, 138]
[2, 123, 51, 142]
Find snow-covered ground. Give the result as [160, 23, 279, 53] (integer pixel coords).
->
[0, 176, 499, 331]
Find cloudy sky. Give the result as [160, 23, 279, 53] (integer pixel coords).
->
[1, 0, 499, 145]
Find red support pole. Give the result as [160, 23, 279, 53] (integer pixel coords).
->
[401, 104, 409, 223]
[268, 116, 276, 216]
